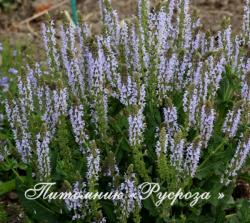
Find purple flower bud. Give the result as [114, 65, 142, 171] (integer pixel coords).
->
[9, 68, 18, 75]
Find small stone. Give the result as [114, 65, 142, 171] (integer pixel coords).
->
[8, 192, 18, 200]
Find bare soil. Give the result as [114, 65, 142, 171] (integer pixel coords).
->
[0, 0, 249, 222]
[0, 0, 246, 46]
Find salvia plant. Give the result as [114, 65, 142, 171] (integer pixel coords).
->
[0, 0, 250, 222]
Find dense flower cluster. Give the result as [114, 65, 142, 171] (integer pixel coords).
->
[2, 0, 250, 221]
[221, 133, 250, 185]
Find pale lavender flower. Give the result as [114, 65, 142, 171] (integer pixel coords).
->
[69, 105, 89, 152]
[240, 60, 250, 101]
[36, 131, 51, 179]
[183, 91, 189, 114]
[230, 110, 242, 137]
[203, 71, 210, 102]
[217, 31, 224, 49]
[118, 173, 142, 217]
[41, 23, 51, 68]
[166, 0, 175, 38]
[127, 83, 146, 145]
[0, 113, 3, 130]
[0, 77, 9, 91]
[200, 32, 207, 55]
[41, 87, 67, 136]
[128, 107, 145, 147]
[192, 32, 201, 52]
[155, 138, 161, 157]
[213, 56, 226, 93]
[209, 36, 215, 51]
[241, 81, 250, 101]
[163, 106, 179, 136]
[69, 24, 77, 57]
[13, 50, 17, 57]
[65, 181, 88, 220]
[157, 54, 165, 97]
[149, 11, 157, 32]
[188, 88, 199, 126]
[5, 100, 32, 163]
[131, 26, 141, 72]
[89, 43, 109, 134]
[60, 25, 71, 80]
[37, 86, 44, 112]
[192, 18, 201, 29]
[222, 136, 250, 185]
[27, 71, 35, 111]
[104, 36, 118, 87]
[222, 108, 242, 138]
[41, 87, 53, 123]
[224, 26, 232, 58]
[8, 68, 18, 75]
[93, 218, 107, 223]
[35, 63, 43, 77]
[178, 56, 189, 89]
[233, 36, 241, 68]
[124, 75, 133, 105]
[157, 9, 168, 51]
[86, 143, 101, 181]
[16, 73, 34, 113]
[167, 54, 178, 89]
[49, 20, 60, 69]
[54, 88, 68, 114]
[0, 145, 9, 162]
[243, 0, 250, 35]
[193, 62, 202, 86]
[158, 52, 178, 97]
[15, 132, 32, 163]
[155, 127, 169, 156]
[33, 65, 44, 111]
[102, 2, 120, 45]
[183, 0, 192, 49]
[121, 21, 131, 69]
[141, 36, 150, 70]
[100, 218, 107, 223]
[170, 138, 185, 171]
[184, 141, 202, 177]
[241, 64, 250, 101]
[200, 104, 216, 147]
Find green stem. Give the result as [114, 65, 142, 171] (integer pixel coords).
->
[12, 168, 25, 183]
[5, 157, 25, 183]
[197, 139, 228, 173]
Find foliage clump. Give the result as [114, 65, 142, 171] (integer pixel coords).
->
[0, 0, 250, 222]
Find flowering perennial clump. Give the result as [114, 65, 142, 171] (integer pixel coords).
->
[1, 0, 250, 222]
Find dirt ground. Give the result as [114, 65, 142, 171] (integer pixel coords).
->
[0, 0, 246, 46]
[0, 1, 249, 222]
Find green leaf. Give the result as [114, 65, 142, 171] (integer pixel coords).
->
[0, 179, 15, 196]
